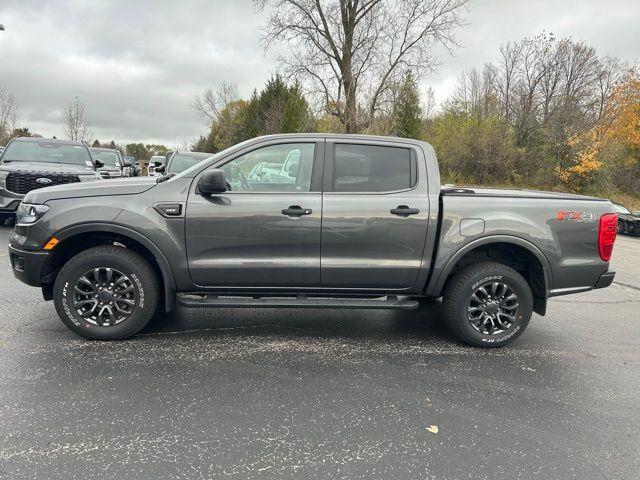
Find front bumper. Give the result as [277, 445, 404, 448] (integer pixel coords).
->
[8, 245, 50, 287]
[0, 187, 22, 215]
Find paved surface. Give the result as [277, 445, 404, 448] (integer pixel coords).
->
[0, 225, 638, 479]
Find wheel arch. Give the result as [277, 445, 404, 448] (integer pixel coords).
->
[428, 235, 552, 315]
[45, 223, 176, 312]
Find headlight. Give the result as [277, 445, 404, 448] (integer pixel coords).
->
[16, 203, 50, 225]
[0, 170, 7, 189]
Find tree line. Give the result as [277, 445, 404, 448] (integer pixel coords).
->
[1, 0, 637, 206]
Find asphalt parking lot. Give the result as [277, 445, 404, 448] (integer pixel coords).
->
[0, 226, 638, 480]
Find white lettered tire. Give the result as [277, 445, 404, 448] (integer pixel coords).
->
[442, 262, 533, 348]
[53, 245, 159, 340]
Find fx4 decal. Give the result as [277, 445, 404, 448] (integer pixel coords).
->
[556, 211, 595, 222]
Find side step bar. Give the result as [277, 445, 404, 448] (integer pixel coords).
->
[177, 294, 419, 310]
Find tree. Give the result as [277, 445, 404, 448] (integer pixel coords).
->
[256, 76, 312, 134]
[0, 85, 18, 144]
[11, 127, 33, 139]
[92, 139, 101, 147]
[393, 72, 423, 138]
[145, 144, 168, 157]
[125, 143, 149, 160]
[193, 81, 239, 123]
[255, 0, 469, 133]
[198, 77, 314, 152]
[559, 68, 640, 193]
[64, 97, 90, 142]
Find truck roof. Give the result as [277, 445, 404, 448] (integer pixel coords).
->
[251, 133, 432, 148]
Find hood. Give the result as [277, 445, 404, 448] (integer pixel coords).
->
[23, 177, 158, 204]
[442, 186, 606, 201]
[0, 160, 97, 174]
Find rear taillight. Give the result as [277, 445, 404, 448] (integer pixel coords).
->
[598, 213, 618, 261]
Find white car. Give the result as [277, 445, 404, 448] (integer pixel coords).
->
[147, 155, 166, 177]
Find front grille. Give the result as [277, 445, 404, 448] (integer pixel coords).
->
[6, 171, 81, 195]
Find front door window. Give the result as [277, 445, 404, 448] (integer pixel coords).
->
[222, 143, 315, 192]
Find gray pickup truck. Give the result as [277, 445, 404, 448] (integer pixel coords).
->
[7, 134, 618, 347]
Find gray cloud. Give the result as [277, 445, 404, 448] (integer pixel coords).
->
[1, 0, 638, 146]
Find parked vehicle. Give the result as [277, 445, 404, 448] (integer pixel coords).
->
[147, 155, 166, 177]
[165, 151, 212, 175]
[122, 155, 138, 177]
[613, 203, 640, 236]
[90, 147, 124, 179]
[0, 137, 102, 222]
[8, 134, 618, 347]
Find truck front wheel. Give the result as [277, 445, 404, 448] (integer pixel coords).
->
[53, 245, 160, 340]
[442, 262, 533, 348]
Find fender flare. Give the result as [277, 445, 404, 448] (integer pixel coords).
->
[53, 222, 176, 312]
[427, 234, 552, 298]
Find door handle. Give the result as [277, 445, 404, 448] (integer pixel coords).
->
[390, 205, 420, 216]
[282, 205, 312, 217]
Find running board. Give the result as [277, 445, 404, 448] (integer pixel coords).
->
[176, 294, 419, 310]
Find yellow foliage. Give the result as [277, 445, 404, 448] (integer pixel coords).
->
[559, 69, 640, 188]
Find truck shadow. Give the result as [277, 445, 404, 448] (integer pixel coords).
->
[140, 298, 458, 344]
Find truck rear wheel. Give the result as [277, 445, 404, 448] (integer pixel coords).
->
[53, 245, 159, 340]
[442, 262, 533, 348]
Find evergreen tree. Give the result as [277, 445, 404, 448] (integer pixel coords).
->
[393, 72, 423, 139]
[92, 139, 100, 147]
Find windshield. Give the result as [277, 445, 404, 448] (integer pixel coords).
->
[613, 204, 631, 214]
[2, 141, 92, 165]
[168, 153, 211, 173]
[91, 149, 121, 167]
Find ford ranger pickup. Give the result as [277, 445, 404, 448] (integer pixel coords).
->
[7, 134, 618, 346]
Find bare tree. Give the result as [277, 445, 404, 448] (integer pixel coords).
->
[64, 97, 90, 142]
[255, 0, 469, 133]
[193, 81, 239, 123]
[0, 85, 18, 142]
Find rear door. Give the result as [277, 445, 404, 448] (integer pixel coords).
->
[186, 139, 324, 288]
[321, 140, 430, 289]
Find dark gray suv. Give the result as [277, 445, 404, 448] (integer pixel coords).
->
[0, 137, 102, 221]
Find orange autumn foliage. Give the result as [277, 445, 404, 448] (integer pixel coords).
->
[559, 69, 640, 187]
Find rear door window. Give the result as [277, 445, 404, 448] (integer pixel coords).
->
[332, 144, 414, 192]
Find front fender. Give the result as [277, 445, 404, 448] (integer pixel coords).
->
[54, 222, 177, 312]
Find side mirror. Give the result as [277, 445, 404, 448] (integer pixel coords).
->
[94, 159, 104, 168]
[287, 164, 299, 177]
[198, 169, 227, 195]
[155, 164, 166, 174]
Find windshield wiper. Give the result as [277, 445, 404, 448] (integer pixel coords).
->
[156, 173, 176, 183]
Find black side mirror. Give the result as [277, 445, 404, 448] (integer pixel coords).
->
[154, 164, 166, 174]
[94, 160, 104, 168]
[288, 164, 299, 177]
[198, 169, 227, 195]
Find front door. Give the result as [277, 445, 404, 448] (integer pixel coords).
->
[186, 140, 323, 288]
[321, 140, 430, 290]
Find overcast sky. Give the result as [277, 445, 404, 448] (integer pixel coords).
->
[1, 0, 639, 147]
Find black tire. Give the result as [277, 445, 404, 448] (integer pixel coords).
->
[617, 220, 625, 235]
[442, 262, 533, 348]
[53, 245, 160, 340]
